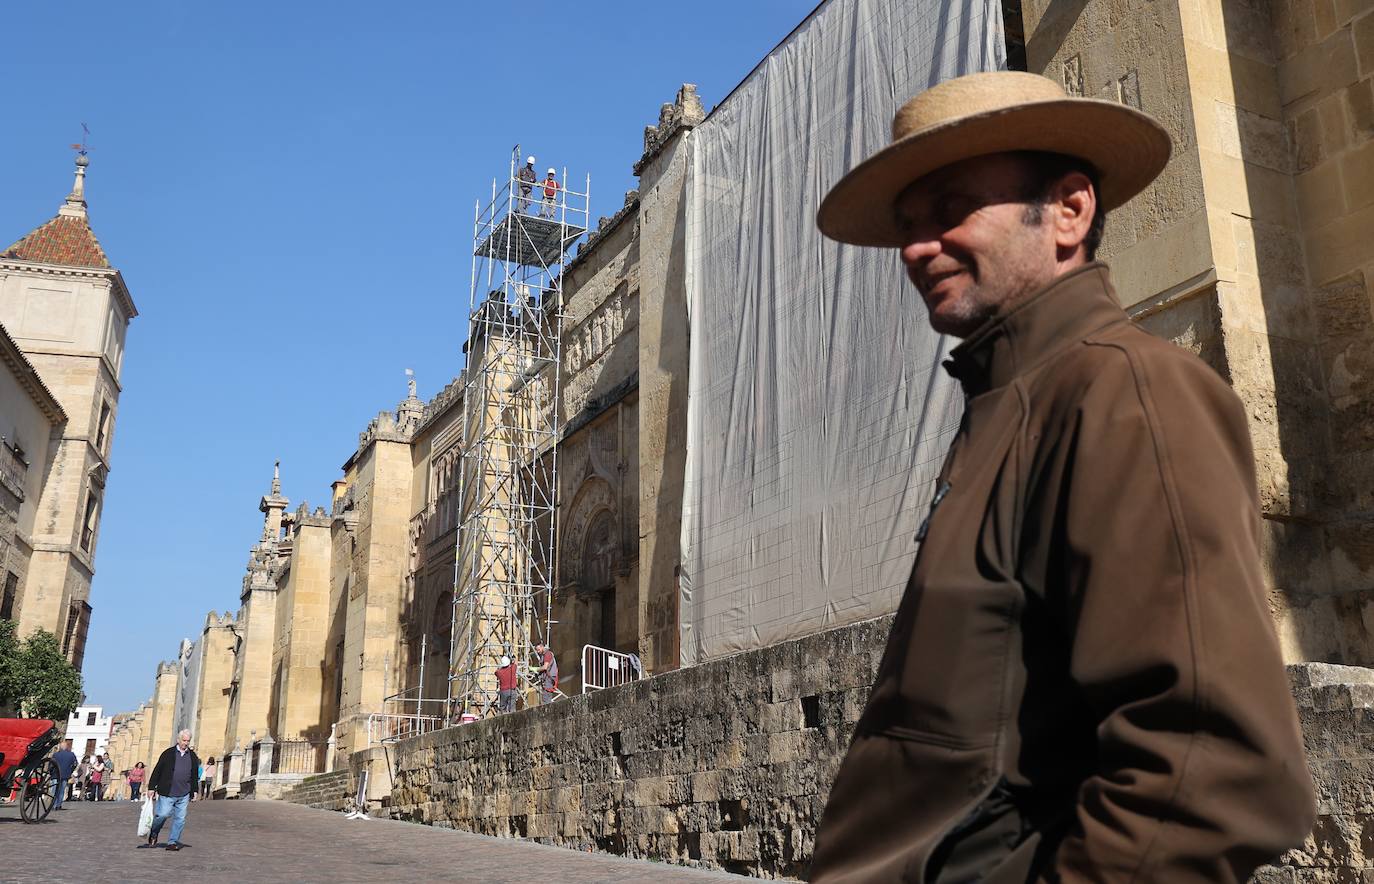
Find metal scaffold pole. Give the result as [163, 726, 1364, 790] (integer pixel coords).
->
[447, 144, 588, 720]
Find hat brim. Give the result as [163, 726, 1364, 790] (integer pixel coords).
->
[817, 98, 1172, 247]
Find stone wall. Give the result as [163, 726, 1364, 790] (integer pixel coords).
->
[1262, 663, 1374, 883]
[381, 614, 1374, 880]
[387, 615, 889, 879]
[635, 86, 702, 676]
[1023, 0, 1374, 667]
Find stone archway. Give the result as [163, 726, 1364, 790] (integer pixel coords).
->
[561, 477, 615, 590]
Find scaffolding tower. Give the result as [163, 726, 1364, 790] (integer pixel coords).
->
[448, 146, 588, 719]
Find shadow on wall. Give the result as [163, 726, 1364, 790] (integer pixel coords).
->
[1220, 0, 1374, 664]
[649, 166, 688, 675]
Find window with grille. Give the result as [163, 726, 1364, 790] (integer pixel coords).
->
[95, 401, 112, 453]
[80, 487, 101, 551]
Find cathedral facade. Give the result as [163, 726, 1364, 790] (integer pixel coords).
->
[106, 9, 1374, 864]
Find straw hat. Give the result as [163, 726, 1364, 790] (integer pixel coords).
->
[817, 71, 1172, 247]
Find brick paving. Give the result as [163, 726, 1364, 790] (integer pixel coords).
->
[1, 798, 753, 883]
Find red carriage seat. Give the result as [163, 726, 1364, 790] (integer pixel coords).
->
[0, 719, 56, 779]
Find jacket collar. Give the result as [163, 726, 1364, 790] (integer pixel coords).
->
[942, 262, 1127, 396]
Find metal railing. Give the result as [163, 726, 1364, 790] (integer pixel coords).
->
[581, 644, 642, 693]
[271, 740, 328, 775]
[365, 689, 447, 746]
[365, 712, 445, 746]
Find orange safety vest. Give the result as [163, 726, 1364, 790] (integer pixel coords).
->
[542, 178, 558, 198]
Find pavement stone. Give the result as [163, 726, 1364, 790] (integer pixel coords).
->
[1, 798, 753, 883]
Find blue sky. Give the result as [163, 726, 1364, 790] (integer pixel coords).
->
[1, 0, 818, 714]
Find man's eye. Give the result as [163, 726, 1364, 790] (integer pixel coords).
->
[934, 194, 974, 227]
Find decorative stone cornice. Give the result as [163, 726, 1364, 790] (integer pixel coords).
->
[415, 372, 465, 436]
[0, 321, 66, 424]
[0, 261, 138, 320]
[567, 190, 640, 275]
[633, 84, 705, 176]
[563, 371, 639, 441]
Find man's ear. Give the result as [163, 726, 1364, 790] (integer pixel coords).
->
[1048, 171, 1096, 258]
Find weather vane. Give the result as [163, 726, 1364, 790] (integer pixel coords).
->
[69, 123, 90, 157]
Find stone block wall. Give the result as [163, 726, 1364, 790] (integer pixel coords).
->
[387, 615, 890, 878]
[1261, 662, 1374, 882]
[381, 616, 1374, 881]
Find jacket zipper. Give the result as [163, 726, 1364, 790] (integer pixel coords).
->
[916, 480, 952, 543]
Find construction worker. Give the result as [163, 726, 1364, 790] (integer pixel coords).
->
[540, 167, 559, 218]
[495, 655, 519, 713]
[517, 156, 537, 214]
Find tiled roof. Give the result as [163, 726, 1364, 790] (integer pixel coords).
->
[2, 213, 110, 269]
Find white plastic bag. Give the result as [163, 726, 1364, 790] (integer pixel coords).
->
[137, 796, 154, 837]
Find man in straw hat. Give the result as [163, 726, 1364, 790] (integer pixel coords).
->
[809, 71, 1314, 883]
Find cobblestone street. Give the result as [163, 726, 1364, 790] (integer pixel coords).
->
[2, 799, 754, 883]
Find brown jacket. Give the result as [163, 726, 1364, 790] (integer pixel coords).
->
[810, 264, 1315, 883]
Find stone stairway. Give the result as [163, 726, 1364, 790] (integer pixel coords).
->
[280, 769, 355, 812]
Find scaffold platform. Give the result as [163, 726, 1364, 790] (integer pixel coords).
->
[448, 144, 588, 722]
[475, 214, 587, 268]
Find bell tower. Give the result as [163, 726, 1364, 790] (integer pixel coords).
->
[0, 152, 138, 668]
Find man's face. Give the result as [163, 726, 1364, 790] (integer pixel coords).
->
[894, 153, 1057, 338]
[177, 732, 191, 750]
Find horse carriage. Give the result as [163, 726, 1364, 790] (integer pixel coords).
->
[0, 718, 61, 823]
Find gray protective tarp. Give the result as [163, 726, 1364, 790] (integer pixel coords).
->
[680, 0, 1005, 664]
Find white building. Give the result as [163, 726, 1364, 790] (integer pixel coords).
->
[65, 704, 113, 759]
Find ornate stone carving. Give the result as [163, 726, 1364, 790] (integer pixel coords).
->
[561, 477, 615, 591]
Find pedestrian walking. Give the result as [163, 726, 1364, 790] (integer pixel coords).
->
[495, 655, 519, 713]
[807, 70, 1315, 882]
[143, 730, 201, 851]
[533, 642, 558, 705]
[76, 755, 91, 800]
[89, 753, 105, 800]
[50, 739, 77, 811]
[199, 757, 215, 799]
[127, 762, 146, 801]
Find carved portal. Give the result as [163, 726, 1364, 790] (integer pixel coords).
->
[561, 477, 616, 593]
[581, 510, 617, 593]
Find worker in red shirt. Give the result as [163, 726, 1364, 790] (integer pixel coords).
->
[495, 655, 520, 713]
[540, 168, 559, 218]
[534, 642, 559, 704]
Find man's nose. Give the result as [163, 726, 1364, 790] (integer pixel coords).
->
[900, 235, 942, 267]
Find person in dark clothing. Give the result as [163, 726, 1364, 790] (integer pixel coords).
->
[517, 155, 537, 214]
[807, 71, 1314, 882]
[143, 729, 201, 851]
[50, 740, 78, 810]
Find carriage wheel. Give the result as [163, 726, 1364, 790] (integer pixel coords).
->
[19, 760, 58, 823]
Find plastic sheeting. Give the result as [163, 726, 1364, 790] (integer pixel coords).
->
[680, 0, 1005, 665]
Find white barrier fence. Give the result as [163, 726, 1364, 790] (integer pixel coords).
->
[581, 644, 643, 693]
[365, 694, 447, 747]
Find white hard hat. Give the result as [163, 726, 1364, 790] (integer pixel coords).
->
[526, 156, 535, 164]
[499, 655, 511, 667]
[547, 167, 556, 175]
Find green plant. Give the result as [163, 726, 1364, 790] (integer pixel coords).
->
[0, 622, 83, 719]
